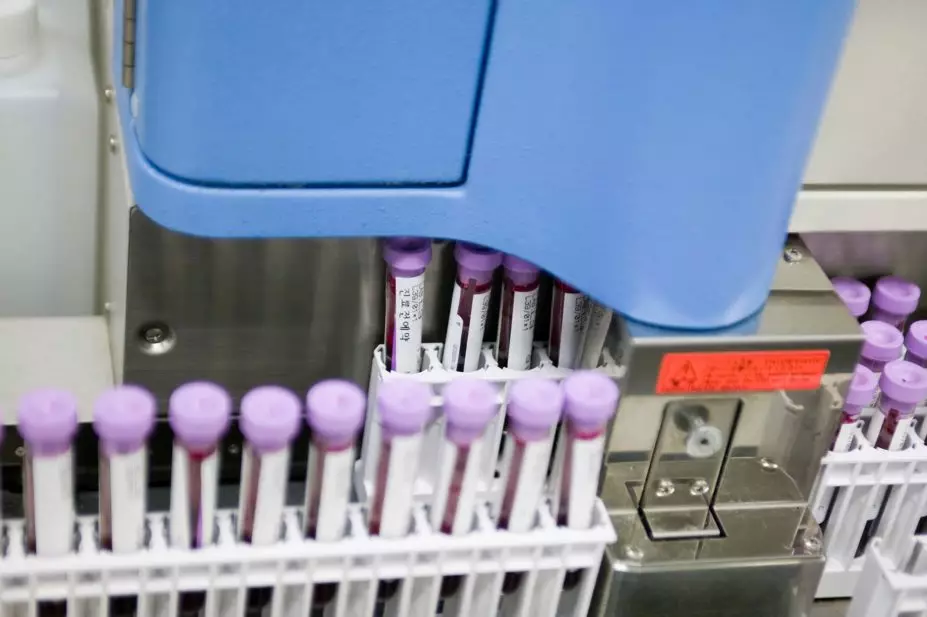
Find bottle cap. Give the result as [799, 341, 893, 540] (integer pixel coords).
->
[0, 0, 38, 60]
[906, 321, 927, 361]
[376, 380, 432, 436]
[880, 360, 927, 406]
[18, 389, 78, 452]
[562, 372, 619, 432]
[845, 365, 877, 408]
[383, 238, 432, 277]
[442, 380, 498, 444]
[872, 276, 920, 317]
[306, 380, 366, 445]
[861, 321, 904, 362]
[454, 243, 502, 284]
[93, 385, 157, 451]
[831, 277, 870, 318]
[506, 379, 563, 441]
[502, 254, 540, 286]
[240, 386, 301, 452]
[168, 382, 232, 449]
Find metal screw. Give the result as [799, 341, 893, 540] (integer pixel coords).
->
[760, 457, 779, 471]
[144, 327, 165, 344]
[14, 447, 24, 458]
[623, 546, 643, 562]
[783, 247, 803, 263]
[138, 322, 176, 356]
[655, 479, 675, 497]
[103, 87, 114, 103]
[803, 536, 823, 554]
[690, 479, 710, 496]
[108, 135, 119, 153]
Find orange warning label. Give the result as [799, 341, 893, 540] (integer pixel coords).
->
[655, 350, 831, 395]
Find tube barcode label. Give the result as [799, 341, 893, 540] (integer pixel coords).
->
[393, 273, 426, 373]
[109, 448, 147, 552]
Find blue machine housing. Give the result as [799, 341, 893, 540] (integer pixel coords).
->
[116, 1, 856, 330]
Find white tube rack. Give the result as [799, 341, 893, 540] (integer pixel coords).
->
[811, 408, 927, 599]
[357, 343, 623, 504]
[848, 536, 927, 617]
[0, 500, 615, 617]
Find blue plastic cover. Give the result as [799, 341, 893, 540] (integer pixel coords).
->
[117, 0, 856, 330]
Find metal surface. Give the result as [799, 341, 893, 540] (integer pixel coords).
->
[592, 238, 863, 617]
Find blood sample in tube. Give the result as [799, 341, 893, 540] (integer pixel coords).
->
[832, 277, 871, 321]
[905, 321, 927, 369]
[832, 366, 877, 451]
[869, 276, 920, 331]
[383, 238, 432, 373]
[19, 390, 79, 617]
[859, 321, 904, 407]
[304, 380, 366, 608]
[369, 380, 431, 599]
[875, 360, 927, 449]
[496, 255, 540, 370]
[443, 243, 502, 372]
[549, 279, 588, 369]
[168, 382, 232, 616]
[499, 379, 563, 593]
[432, 380, 498, 598]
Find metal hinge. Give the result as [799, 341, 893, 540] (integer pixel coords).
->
[122, 0, 137, 89]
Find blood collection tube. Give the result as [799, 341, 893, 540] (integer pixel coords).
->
[168, 382, 231, 617]
[875, 360, 927, 449]
[19, 390, 78, 617]
[369, 381, 431, 600]
[832, 365, 877, 451]
[383, 238, 432, 373]
[832, 277, 871, 321]
[93, 385, 156, 553]
[859, 321, 904, 407]
[868, 275, 920, 331]
[443, 243, 502, 372]
[496, 255, 540, 370]
[499, 379, 563, 593]
[577, 299, 613, 369]
[548, 279, 588, 369]
[304, 380, 366, 609]
[905, 321, 927, 369]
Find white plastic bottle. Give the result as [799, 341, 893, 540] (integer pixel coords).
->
[0, 0, 98, 316]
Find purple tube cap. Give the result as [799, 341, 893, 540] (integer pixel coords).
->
[861, 321, 904, 362]
[18, 389, 78, 450]
[507, 379, 564, 440]
[383, 237, 432, 274]
[873, 276, 920, 316]
[454, 242, 503, 273]
[442, 380, 499, 443]
[880, 360, 927, 405]
[846, 365, 878, 408]
[306, 380, 366, 445]
[377, 380, 432, 436]
[502, 254, 539, 276]
[831, 277, 871, 318]
[93, 385, 156, 450]
[168, 382, 232, 449]
[906, 321, 927, 360]
[240, 386, 301, 451]
[563, 372, 619, 431]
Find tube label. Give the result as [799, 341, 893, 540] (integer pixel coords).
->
[379, 434, 422, 538]
[252, 447, 290, 546]
[505, 437, 552, 533]
[32, 450, 74, 556]
[170, 446, 220, 548]
[450, 438, 483, 535]
[556, 292, 587, 369]
[393, 273, 426, 373]
[108, 447, 148, 553]
[430, 441, 457, 530]
[567, 436, 604, 530]
[507, 288, 539, 370]
[443, 282, 491, 372]
[315, 447, 354, 542]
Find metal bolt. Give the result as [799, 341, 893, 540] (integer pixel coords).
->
[108, 135, 119, 153]
[14, 447, 24, 458]
[103, 87, 114, 103]
[783, 247, 803, 263]
[144, 327, 165, 344]
[655, 479, 675, 497]
[623, 546, 643, 562]
[690, 479, 710, 496]
[760, 457, 779, 471]
[803, 536, 823, 554]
